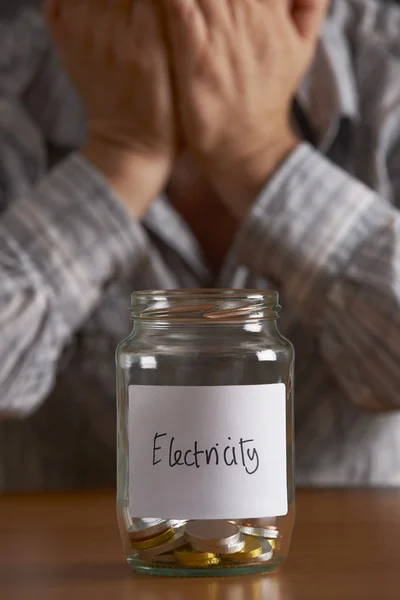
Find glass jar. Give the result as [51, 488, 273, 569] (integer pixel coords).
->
[116, 290, 295, 577]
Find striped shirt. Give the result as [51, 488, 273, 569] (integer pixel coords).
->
[1, 0, 400, 491]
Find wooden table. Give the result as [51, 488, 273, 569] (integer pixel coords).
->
[0, 490, 399, 600]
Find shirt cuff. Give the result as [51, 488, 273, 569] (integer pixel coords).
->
[1, 152, 148, 331]
[232, 143, 392, 319]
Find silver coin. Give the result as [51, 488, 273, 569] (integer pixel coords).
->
[239, 525, 279, 540]
[169, 519, 189, 528]
[186, 520, 241, 552]
[242, 539, 273, 564]
[237, 519, 279, 535]
[128, 518, 170, 541]
[209, 534, 246, 555]
[138, 526, 187, 560]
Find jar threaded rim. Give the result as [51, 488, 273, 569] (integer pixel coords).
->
[130, 289, 281, 323]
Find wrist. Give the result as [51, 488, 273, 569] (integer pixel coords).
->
[81, 138, 172, 218]
[206, 131, 300, 220]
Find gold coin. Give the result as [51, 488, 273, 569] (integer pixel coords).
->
[224, 535, 262, 562]
[138, 525, 187, 560]
[179, 557, 220, 568]
[128, 518, 170, 541]
[238, 526, 278, 549]
[131, 528, 174, 550]
[175, 546, 217, 561]
[174, 546, 220, 567]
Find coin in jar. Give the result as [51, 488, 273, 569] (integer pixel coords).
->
[131, 527, 175, 550]
[185, 520, 241, 552]
[174, 547, 220, 567]
[237, 520, 279, 539]
[224, 535, 263, 562]
[212, 536, 246, 555]
[239, 525, 279, 541]
[169, 519, 189, 528]
[240, 539, 273, 564]
[138, 525, 187, 560]
[128, 518, 170, 542]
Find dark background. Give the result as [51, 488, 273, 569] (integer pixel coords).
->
[0, 0, 42, 18]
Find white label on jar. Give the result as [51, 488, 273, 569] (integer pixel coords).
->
[128, 384, 288, 520]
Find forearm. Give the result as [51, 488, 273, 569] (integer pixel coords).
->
[209, 129, 300, 220]
[0, 153, 149, 416]
[81, 139, 172, 219]
[232, 143, 400, 410]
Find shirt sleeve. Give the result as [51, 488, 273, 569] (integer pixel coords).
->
[232, 142, 400, 411]
[0, 153, 150, 417]
[0, 10, 49, 98]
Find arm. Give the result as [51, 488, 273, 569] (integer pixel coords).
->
[233, 143, 399, 411]
[0, 152, 149, 417]
[0, 0, 177, 416]
[160, 0, 400, 410]
[228, 0, 400, 411]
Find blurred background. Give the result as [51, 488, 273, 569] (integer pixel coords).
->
[0, 0, 42, 18]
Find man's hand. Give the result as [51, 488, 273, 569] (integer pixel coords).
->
[159, 0, 329, 218]
[44, 0, 176, 218]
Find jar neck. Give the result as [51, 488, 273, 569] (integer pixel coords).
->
[130, 289, 281, 326]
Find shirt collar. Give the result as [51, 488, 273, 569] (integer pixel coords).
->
[298, 16, 359, 150]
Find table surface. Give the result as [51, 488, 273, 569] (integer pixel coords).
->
[0, 490, 399, 600]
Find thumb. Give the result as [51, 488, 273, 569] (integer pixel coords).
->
[291, 0, 329, 42]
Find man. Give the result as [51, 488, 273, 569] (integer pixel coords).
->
[1, 0, 400, 490]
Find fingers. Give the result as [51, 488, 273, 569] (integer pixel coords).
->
[291, 0, 329, 42]
[129, 0, 164, 61]
[158, 0, 205, 43]
[158, 0, 207, 75]
[195, 0, 230, 24]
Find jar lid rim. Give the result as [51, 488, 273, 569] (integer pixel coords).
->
[130, 289, 280, 323]
[131, 289, 279, 303]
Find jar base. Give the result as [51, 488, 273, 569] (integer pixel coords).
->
[127, 556, 285, 578]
